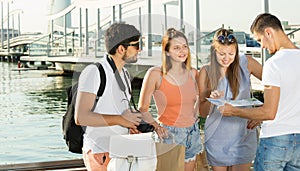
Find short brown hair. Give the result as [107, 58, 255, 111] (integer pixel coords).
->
[250, 13, 283, 34]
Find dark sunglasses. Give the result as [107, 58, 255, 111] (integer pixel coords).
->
[123, 42, 140, 49]
[217, 34, 235, 43]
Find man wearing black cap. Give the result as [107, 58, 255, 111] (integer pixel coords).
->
[75, 22, 142, 171]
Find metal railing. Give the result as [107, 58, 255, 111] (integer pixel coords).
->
[28, 34, 50, 56]
[27, 31, 84, 57]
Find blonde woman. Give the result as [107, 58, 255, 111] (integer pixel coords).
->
[138, 28, 202, 171]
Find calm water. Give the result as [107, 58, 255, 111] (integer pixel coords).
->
[0, 62, 157, 165]
[0, 62, 82, 164]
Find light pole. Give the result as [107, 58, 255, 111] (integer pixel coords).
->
[0, 0, 14, 52]
[262, 0, 270, 65]
[195, 0, 200, 69]
[162, 1, 179, 32]
[1, 10, 22, 34]
[7, 1, 9, 52]
[1, 1, 3, 49]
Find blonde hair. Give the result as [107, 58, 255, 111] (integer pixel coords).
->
[161, 28, 192, 75]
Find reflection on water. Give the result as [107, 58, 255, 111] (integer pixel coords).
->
[0, 62, 82, 164]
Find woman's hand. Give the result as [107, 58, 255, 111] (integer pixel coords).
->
[210, 90, 224, 99]
[154, 125, 169, 140]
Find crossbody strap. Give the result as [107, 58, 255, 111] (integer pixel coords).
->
[106, 55, 137, 111]
[123, 70, 139, 111]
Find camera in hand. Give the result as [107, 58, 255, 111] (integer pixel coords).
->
[137, 120, 154, 133]
[131, 109, 154, 133]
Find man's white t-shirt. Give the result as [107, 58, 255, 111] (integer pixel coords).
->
[77, 58, 131, 153]
[261, 49, 300, 138]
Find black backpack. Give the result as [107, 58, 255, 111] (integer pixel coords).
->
[62, 63, 106, 154]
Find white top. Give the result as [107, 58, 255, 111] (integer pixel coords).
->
[261, 49, 300, 138]
[77, 58, 131, 153]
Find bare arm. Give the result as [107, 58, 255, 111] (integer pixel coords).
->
[198, 66, 212, 118]
[246, 55, 263, 128]
[138, 67, 161, 128]
[247, 55, 262, 80]
[75, 91, 141, 128]
[219, 85, 280, 120]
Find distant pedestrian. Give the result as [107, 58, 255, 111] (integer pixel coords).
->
[219, 13, 300, 171]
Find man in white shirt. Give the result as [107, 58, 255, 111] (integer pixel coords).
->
[75, 22, 142, 171]
[219, 13, 300, 171]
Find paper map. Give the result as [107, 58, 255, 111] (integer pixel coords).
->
[206, 98, 263, 107]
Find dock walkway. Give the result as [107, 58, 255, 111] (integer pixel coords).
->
[0, 159, 86, 171]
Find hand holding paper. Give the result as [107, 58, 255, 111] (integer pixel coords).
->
[218, 103, 234, 117]
[210, 90, 224, 99]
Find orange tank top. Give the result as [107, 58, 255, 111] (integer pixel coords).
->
[153, 73, 198, 127]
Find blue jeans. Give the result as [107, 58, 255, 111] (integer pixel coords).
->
[162, 122, 203, 161]
[254, 134, 300, 171]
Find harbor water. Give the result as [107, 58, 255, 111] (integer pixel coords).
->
[0, 62, 82, 164]
[0, 61, 158, 165]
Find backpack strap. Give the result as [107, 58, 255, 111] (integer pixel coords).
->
[91, 63, 106, 111]
[94, 63, 106, 98]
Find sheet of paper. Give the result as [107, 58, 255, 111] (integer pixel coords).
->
[206, 98, 263, 107]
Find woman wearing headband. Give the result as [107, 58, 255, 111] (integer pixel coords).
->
[198, 29, 262, 171]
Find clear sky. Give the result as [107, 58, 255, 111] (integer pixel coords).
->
[4, 0, 300, 34]
[5, 0, 49, 33]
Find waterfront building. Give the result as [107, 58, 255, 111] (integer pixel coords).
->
[0, 28, 18, 40]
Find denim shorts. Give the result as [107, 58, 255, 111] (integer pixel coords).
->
[254, 134, 300, 171]
[162, 122, 203, 161]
